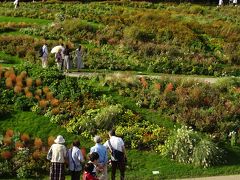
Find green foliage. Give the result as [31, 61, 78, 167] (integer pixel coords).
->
[161, 126, 224, 167]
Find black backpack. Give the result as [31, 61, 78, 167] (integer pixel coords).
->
[39, 47, 43, 57]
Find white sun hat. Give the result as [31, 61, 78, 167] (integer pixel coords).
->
[54, 135, 65, 144]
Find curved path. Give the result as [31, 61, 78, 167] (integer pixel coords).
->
[64, 71, 239, 84]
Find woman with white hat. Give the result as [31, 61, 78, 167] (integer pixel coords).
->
[47, 135, 67, 180]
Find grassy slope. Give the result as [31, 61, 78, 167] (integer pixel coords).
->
[0, 111, 92, 149]
[1, 107, 240, 179]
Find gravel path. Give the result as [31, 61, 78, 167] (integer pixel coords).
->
[64, 71, 237, 84]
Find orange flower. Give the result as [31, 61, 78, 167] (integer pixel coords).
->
[39, 99, 48, 108]
[34, 138, 43, 149]
[3, 136, 12, 145]
[21, 133, 30, 142]
[50, 98, 60, 107]
[15, 141, 24, 150]
[16, 75, 23, 87]
[48, 136, 55, 147]
[35, 95, 40, 100]
[35, 78, 42, 86]
[164, 83, 174, 93]
[9, 72, 16, 82]
[154, 83, 161, 90]
[32, 150, 41, 159]
[20, 71, 27, 79]
[35, 89, 42, 96]
[43, 86, 50, 94]
[5, 77, 13, 88]
[1, 151, 12, 159]
[5, 129, 14, 137]
[25, 91, 33, 98]
[140, 77, 148, 88]
[26, 77, 33, 87]
[4, 70, 11, 78]
[46, 92, 54, 100]
[14, 85, 22, 94]
[51, 107, 60, 115]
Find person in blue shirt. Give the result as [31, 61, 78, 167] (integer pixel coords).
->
[68, 140, 85, 180]
[90, 136, 108, 180]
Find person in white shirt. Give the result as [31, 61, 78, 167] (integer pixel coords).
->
[47, 135, 67, 180]
[68, 140, 85, 180]
[41, 43, 48, 68]
[76, 45, 84, 72]
[233, 0, 237, 6]
[104, 129, 127, 180]
[13, 0, 19, 9]
[218, 0, 223, 6]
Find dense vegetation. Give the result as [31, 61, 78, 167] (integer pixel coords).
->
[0, 2, 240, 75]
[0, 1, 240, 179]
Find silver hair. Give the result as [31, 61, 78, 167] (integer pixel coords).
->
[94, 135, 101, 143]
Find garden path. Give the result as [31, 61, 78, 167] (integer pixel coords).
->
[179, 174, 240, 180]
[64, 71, 238, 84]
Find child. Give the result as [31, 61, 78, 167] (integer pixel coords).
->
[83, 162, 99, 180]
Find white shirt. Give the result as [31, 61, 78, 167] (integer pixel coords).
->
[104, 136, 124, 152]
[68, 146, 84, 171]
[42, 44, 48, 58]
[47, 143, 67, 163]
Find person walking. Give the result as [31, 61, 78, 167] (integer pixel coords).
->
[41, 43, 48, 68]
[76, 45, 84, 72]
[55, 49, 63, 71]
[13, 0, 19, 9]
[47, 135, 67, 180]
[63, 45, 71, 72]
[104, 129, 127, 180]
[90, 136, 108, 180]
[68, 140, 85, 180]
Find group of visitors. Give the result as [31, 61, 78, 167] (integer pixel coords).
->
[39, 43, 84, 72]
[218, 0, 238, 6]
[47, 129, 127, 180]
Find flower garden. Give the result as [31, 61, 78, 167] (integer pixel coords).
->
[0, 1, 240, 179]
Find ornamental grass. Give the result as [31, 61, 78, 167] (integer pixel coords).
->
[14, 85, 22, 94]
[39, 99, 48, 108]
[3, 136, 12, 145]
[50, 98, 60, 107]
[35, 89, 42, 96]
[5, 129, 14, 137]
[26, 77, 33, 87]
[34, 138, 43, 149]
[35, 78, 42, 86]
[1, 151, 12, 160]
[20, 71, 27, 79]
[21, 133, 30, 143]
[43, 86, 50, 94]
[32, 150, 41, 159]
[15, 141, 24, 150]
[5, 77, 13, 88]
[48, 136, 55, 146]
[164, 82, 174, 93]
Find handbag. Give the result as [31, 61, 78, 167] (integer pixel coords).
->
[108, 140, 124, 161]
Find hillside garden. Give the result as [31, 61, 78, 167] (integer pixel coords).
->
[0, 1, 240, 179]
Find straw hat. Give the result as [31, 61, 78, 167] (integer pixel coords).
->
[54, 135, 65, 144]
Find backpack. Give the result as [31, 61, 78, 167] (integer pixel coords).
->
[39, 47, 43, 57]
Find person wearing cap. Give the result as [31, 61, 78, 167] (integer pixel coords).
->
[47, 135, 67, 180]
[68, 140, 85, 180]
[90, 136, 108, 180]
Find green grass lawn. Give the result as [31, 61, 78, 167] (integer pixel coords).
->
[1, 111, 240, 179]
[0, 15, 51, 25]
[0, 51, 22, 66]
